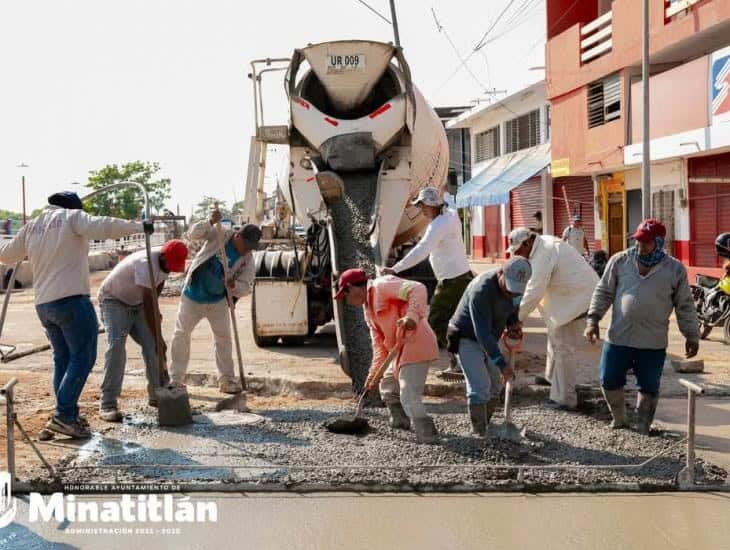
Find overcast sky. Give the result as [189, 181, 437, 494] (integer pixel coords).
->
[0, 0, 545, 217]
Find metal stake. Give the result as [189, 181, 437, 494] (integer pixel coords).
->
[1, 378, 18, 481]
[678, 378, 704, 487]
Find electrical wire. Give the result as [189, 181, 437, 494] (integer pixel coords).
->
[354, 0, 392, 24]
[431, 7, 488, 92]
[474, 0, 519, 51]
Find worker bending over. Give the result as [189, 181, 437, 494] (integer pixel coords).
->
[383, 187, 472, 377]
[97, 240, 188, 421]
[336, 268, 440, 444]
[170, 208, 260, 393]
[0, 192, 150, 439]
[586, 219, 699, 434]
[449, 257, 532, 436]
[509, 228, 598, 410]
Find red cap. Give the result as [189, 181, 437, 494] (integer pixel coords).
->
[632, 219, 667, 243]
[334, 268, 368, 300]
[161, 239, 188, 273]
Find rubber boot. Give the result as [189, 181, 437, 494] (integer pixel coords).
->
[386, 402, 411, 430]
[601, 388, 628, 429]
[486, 398, 499, 424]
[636, 392, 659, 436]
[413, 416, 439, 444]
[468, 403, 488, 436]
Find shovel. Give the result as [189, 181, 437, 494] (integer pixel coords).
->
[491, 336, 527, 443]
[326, 331, 405, 435]
[212, 220, 250, 413]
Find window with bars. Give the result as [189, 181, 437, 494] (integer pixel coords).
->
[504, 109, 541, 153]
[474, 127, 500, 163]
[587, 73, 621, 128]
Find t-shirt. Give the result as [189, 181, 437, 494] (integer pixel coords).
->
[562, 226, 586, 253]
[98, 248, 168, 306]
[183, 240, 240, 304]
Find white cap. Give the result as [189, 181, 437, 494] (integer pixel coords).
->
[502, 256, 532, 295]
[411, 187, 444, 207]
[507, 227, 533, 254]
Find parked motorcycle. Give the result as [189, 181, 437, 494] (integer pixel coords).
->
[691, 273, 730, 345]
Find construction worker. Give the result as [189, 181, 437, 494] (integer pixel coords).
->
[97, 239, 189, 421]
[562, 215, 590, 256]
[335, 268, 440, 444]
[586, 219, 700, 435]
[509, 227, 599, 410]
[531, 211, 543, 235]
[382, 187, 473, 378]
[448, 257, 531, 436]
[0, 192, 151, 439]
[169, 208, 260, 393]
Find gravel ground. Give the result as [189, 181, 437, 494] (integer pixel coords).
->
[52, 397, 727, 491]
[329, 171, 378, 389]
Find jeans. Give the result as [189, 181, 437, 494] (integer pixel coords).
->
[379, 361, 431, 419]
[100, 299, 159, 410]
[457, 337, 503, 405]
[35, 295, 98, 422]
[599, 342, 667, 397]
[428, 272, 473, 347]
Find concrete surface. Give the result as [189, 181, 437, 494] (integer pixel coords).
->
[2, 492, 730, 550]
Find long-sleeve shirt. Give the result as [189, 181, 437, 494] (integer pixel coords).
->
[518, 235, 599, 330]
[587, 250, 700, 349]
[392, 209, 471, 280]
[364, 276, 439, 378]
[449, 269, 518, 368]
[0, 207, 142, 305]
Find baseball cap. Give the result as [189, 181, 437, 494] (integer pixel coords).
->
[507, 227, 534, 254]
[572, 214, 582, 222]
[632, 218, 666, 243]
[410, 187, 444, 207]
[48, 191, 83, 210]
[239, 224, 263, 250]
[161, 239, 188, 273]
[502, 256, 532, 295]
[334, 268, 368, 300]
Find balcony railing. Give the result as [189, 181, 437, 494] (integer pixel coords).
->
[580, 11, 613, 64]
[666, 0, 702, 19]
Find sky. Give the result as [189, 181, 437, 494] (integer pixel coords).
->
[0, 0, 546, 217]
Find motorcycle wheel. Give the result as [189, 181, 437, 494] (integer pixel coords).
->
[700, 323, 713, 340]
[723, 317, 730, 346]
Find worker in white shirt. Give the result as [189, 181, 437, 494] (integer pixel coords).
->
[562, 215, 590, 256]
[508, 227, 599, 410]
[382, 187, 473, 377]
[0, 192, 150, 439]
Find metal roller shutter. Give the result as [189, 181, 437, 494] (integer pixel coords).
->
[484, 205, 504, 257]
[553, 176, 596, 248]
[689, 153, 730, 268]
[510, 176, 542, 230]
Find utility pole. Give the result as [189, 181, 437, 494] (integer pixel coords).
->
[17, 163, 29, 224]
[641, 0, 651, 219]
[389, 0, 401, 47]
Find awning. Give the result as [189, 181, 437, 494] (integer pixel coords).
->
[456, 143, 551, 208]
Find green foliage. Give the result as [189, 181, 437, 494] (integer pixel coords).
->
[193, 196, 230, 221]
[84, 161, 171, 219]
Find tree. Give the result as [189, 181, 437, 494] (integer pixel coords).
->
[193, 196, 230, 221]
[84, 161, 171, 219]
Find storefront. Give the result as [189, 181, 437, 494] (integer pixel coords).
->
[688, 152, 730, 268]
[553, 176, 597, 251]
[510, 176, 542, 231]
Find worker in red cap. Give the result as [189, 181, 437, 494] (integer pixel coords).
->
[97, 239, 188, 421]
[585, 219, 699, 435]
[335, 268, 440, 443]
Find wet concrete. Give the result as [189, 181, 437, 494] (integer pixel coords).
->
[6, 492, 730, 549]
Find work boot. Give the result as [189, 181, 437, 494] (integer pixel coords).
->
[534, 375, 551, 387]
[413, 416, 439, 444]
[468, 403, 488, 437]
[486, 398, 499, 424]
[99, 408, 123, 423]
[636, 392, 659, 436]
[437, 354, 464, 381]
[386, 402, 410, 430]
[218, 377, 243, 394]
[601, 388, 628, 429]
[46, 416, 92, 439]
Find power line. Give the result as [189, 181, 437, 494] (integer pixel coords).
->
[354, 0, 391, 24]
[431, 7, 488, 92]
[474, 0, 519, 51]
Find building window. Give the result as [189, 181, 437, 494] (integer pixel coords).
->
[475, 127, 500, 163]
[505, 109, 541, 153]
[587, 73, 621, 129]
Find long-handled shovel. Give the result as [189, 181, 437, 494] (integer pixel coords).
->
[491, 336, 527, 443]
[325, 332, 405, 435]
[213, 221, 250, 413]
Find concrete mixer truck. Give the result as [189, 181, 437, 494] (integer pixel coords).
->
[249, 40, 449, 389]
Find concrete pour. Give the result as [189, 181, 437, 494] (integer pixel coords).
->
[48, 396, 727, 492]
